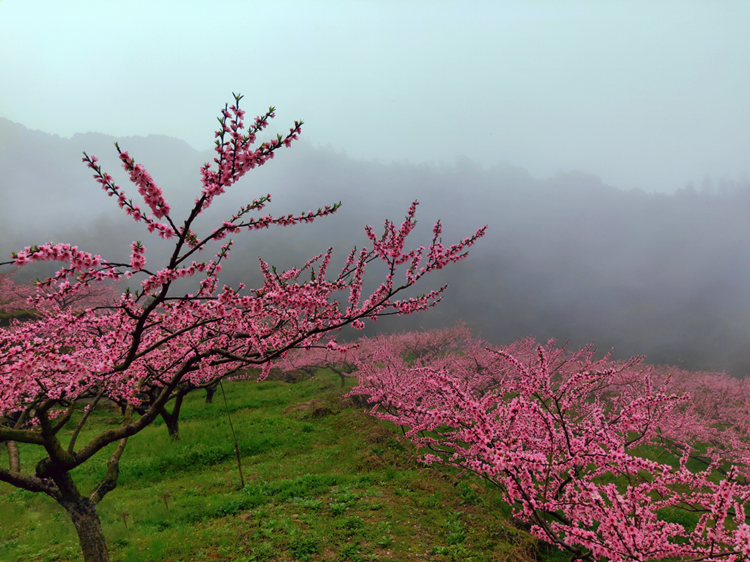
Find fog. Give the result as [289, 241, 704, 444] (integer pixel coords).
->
[1, 1, 749, 193]
[2, 3, 750, 375]
[3, 117, 750, 376]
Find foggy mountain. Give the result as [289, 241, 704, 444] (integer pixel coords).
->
[2, 117, 750, 376]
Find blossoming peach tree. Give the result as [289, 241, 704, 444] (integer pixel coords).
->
[0, 94, 486, 562]
[351, 334, 750, 561]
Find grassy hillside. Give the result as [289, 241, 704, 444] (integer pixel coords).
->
[0, 371, 560, 562]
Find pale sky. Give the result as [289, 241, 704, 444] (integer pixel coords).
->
[1, 0, 748, 193]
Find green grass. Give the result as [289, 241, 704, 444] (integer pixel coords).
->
[0, 371, 546, 562]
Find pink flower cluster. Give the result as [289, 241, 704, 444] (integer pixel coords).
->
[83, 152, 175, 240]
[129, 241, 146, 271]
[197, 96, 301, 212]
[13, 243, 103, 270]
[118, 151, 171, 218]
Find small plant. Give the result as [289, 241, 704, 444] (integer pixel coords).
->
[376, 535, 393, 548]
[443, 511, 466, 545]
[300, 499, 323, 511]
[456, 481, 480, 506]
[426, 490, 443, 508]
[118, 510, 131, 534]
[340, 516, 364, 531]
[247, 541, 274, 561]
[335, 490, 359, 504]
[339, 543, 364, 561]
[159, 490, 172, 514]
[329, 502, 348, 516]
[290, 535, 320, 560]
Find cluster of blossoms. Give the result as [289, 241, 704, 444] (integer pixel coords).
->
[198, 100, 300, 211]
[118, 150, 171, 218]
[83, 152, 175, 240]
[13, 242, 104, 270]
[128, 241, 146, 271]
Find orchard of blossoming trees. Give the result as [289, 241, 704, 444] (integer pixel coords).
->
[0, 94, 486, 562]
[311, 326, 748, 562]
[3, 97, 749, 562]
[268, 322, 750, 560]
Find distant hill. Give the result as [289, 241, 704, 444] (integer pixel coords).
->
[3, 116, 750, 375]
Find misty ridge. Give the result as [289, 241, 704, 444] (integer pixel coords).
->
[2, 116, 750, 376]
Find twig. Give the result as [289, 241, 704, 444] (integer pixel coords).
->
[220, 380, 245, 488]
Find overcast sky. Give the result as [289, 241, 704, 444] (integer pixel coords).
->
[1, 1, 748, 193]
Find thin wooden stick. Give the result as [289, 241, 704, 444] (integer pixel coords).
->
[220, 380, 245, 488]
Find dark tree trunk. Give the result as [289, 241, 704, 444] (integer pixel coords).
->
[63, 497, 110, 562]
[160, 391, 185, 440]
[160, 409, 180, 440]
[205, 382, 218, 404]
[331, 368, 347, 387]
[54, 413, 131, 562]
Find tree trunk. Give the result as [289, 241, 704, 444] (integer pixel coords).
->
[160, 391, 185, 440]
[205, 382, 218, 404]
[5, 440, 20, 473]
[64, 497, 110, 562]
[55, 412, 131, 562]
[331, 368, 346, 387]
[161, 409, 180, 440]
